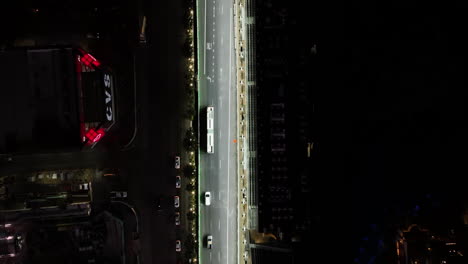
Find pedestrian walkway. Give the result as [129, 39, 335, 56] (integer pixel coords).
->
[234, 0, 256, 263]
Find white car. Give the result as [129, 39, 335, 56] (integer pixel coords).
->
[79, 183, 89, 191]
[205, 192, 211, 206]
[110, 191, 127, 199]
[175, 196, 180, 208]
[207, 235, 213, 249]
[176, 240, 181, 252]
[176, 176, 181, 189]
[175, 156, 181, 169]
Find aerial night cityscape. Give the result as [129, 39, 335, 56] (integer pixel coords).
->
[0, 1, 466, 264]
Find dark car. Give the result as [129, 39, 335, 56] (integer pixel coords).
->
[175, 156, 181, 169]
[156, 197, 163, 211]
[175, 212, 180, 226]
[176, 176, 181, 189]
[176, 240, 182, 252]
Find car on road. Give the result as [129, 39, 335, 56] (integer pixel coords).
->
[176, 240, 181, 252]
[207, 235, 213, 249]
[175, 196, 180, 208]
[175, 156, 181, 169]
[110, 191, 127, 199]
[175, 212, 180, 225]
[176, 176, 181, 189]
[205, 192, 211, 206]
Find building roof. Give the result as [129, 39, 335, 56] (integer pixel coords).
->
[0, 47, 81, 153]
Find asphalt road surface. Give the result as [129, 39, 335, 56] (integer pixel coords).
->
[198, 0, 238, 263]
[124, 0, 188, 263]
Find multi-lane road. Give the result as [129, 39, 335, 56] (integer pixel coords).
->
[197, 0, 238, 263]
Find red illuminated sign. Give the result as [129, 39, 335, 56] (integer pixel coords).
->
[81, 53, 101, 67]
[85, 128, 105, 143]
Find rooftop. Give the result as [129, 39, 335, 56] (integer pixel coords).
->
[0, 47, 81, 153]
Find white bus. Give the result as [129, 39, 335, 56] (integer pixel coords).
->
[207, 106, 215, 153]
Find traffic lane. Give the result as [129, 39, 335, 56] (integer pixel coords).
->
[199, 0, 236, 262]
[132, 22, 184, 264]
[203, 0, 217, 80]
[201, 204, 228, 263]
[202, 141, 233, 264]
[139, 113, 181, 262]
[214, 1, 232, 80]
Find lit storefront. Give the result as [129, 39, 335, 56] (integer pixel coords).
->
[75, 48, 116, 149]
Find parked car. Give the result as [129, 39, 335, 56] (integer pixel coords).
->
[176, 240, 182, 252]
[110, 191, 127, 199]
[156, 197, 162, 211]
[79, 183, 89, 191]
[175, 196, 180, 208]
[205, 192, 211, 206]
[176, 176, 181, 189]
[175, 156, 181, 169]
[175, 212, 180, 226]
[207, 235, 213, 249]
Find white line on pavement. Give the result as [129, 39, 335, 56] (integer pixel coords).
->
[218, 220, 221, 230]
[226, 7, 233, 264]
[219, 159, 222, 169]
[204, 0, 207, 74]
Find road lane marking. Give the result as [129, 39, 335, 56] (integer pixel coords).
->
[203, 0, 207, 74]
[218, 220, 221, 230]
[226, 8, 233, 264]
[219, 159, 222, 169]
[221, 5, 224, 14]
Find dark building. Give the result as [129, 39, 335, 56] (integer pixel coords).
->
[395, 224, 467, 264]
[252, 0, 318, 261]
[0, 46, 116, 154]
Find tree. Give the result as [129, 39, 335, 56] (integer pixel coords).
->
[183, 128, 198, 151]
[187, 211, 196, 221]
[184, 106, 196, 120]
[183, 164, 196, 179]
[186, 183, 195, 192]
